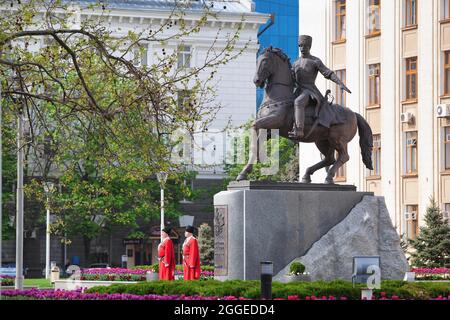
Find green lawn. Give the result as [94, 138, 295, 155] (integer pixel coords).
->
[23, 278, 53, 288]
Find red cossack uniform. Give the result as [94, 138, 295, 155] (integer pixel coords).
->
[158, 238, 175, 280]
[182, 236, 201, 280]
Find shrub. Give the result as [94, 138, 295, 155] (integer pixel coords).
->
[289, 262, 306, 275]
[0, 276, 14, 286]
[132, 264, 158, 272]
[132, 264, 214, 272]
[85, 279, 450, 300]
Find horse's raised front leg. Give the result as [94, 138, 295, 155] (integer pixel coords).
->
[302, 140, 335, 183]
[325, 142, 349, 184]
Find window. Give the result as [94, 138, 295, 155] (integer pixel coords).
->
[445, 0, 450, 20]
[335, 151, 346, 181]
[368, 0, 381, 35]
[445, 51, 450, 95]
[368, 64, 380, 106]
[369, 135, 381, 177]
[335, 0, 346, 41]
[444, 204, 450, 225]
[335, 69, 347, 106]
[405, 57, 418, 100]
[177, 45, 191, 69]
[444, 127, 450, 170]
[405, 131, 418, 174]
[405, 205, 418, 240]
[405, 0, 417, 26]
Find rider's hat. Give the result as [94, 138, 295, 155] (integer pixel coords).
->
[298, 35, 312, 47]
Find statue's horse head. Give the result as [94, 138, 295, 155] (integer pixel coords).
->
[253, 46, 293, 90]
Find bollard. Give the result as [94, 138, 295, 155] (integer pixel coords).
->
[361, 288, 373, 300]
[260, 261, 273, 300]
[50, 265, 60, 284]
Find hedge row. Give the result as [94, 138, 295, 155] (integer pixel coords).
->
[132, 264, 215, 272]
[86, 280, 450, 300]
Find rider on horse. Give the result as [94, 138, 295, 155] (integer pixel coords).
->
[289, 35, 352, 139]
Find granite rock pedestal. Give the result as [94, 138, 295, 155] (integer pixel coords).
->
[213, 181, 374, 280]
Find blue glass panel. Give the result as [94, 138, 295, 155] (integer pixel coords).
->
[254, 0, 299, 111]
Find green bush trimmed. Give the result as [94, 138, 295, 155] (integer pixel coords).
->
[132, 264, 215, 272]
[289, 262, 306, 275]
[86, 280, 450, 300]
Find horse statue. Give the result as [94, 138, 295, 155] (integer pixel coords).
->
[236, 47, 374, 184]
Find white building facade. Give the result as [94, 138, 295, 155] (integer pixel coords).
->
[299, 0, 450, 239]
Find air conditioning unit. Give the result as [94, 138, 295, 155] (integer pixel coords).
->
[373, 140, 381, 148]
[25, 229, 37, 239]
[406, 138, 417, 146]
[436, 104, 450, 118]
[369, 68, 379, 77]
[405, 212, 417, 221]
[400, 112, 414, 124]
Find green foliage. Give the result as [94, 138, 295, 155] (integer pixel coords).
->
[198, 223, 214, 265]
[0, 0, 247, 246]
[223, 122, 299, 184]
[289, 262, 306, 275]
[131, 264, 215, 273]
[409, 198, 450, 268]
[1, 100, 16, 240]
[85, 280, 450, 300]
[132, 264, 159, 272]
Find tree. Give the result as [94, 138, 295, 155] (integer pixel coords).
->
[409, 199, 450, 268]
[1, 101, 16, 240]
[224, 121, 299, 184]
[0, 0, 249, 257]
[0, 0, 248, 186]
[198, 223, 214, 266]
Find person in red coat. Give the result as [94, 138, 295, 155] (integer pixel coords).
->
[158, 227, 176, 281]
[182, 225, 201, 280]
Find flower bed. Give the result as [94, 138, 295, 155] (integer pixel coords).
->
[0, 288, 247, 300]
[411, 268, 450, 281]
[80, 268, 214, 282]
[81, 268, 148, 282]
[85, 280, 450, 300]
[2, 287, 450, 301]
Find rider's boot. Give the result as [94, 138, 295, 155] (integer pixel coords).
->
[288, 126, 304, 139]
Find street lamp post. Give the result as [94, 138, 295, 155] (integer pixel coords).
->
[0, 77, 3, 280]
[156, 172, 168, 242]
[43, 182, 54, 280]
[15, 106, 24, 290]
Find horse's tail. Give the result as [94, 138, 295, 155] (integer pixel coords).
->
[355, 113, 374, 170]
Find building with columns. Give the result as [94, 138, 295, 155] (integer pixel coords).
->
[299, 0, 450, 240]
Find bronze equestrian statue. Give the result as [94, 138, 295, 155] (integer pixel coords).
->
[236, 35, 374, 184]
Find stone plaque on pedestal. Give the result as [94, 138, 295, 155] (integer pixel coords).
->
[214, 205, 228, 276]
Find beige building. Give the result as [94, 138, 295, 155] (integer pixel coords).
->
[299, 0, 450, 239]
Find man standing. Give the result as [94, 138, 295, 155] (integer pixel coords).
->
[182, 225, 201, 280]
[158, 227, 175, 281]
[289, 35, 351, 139]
